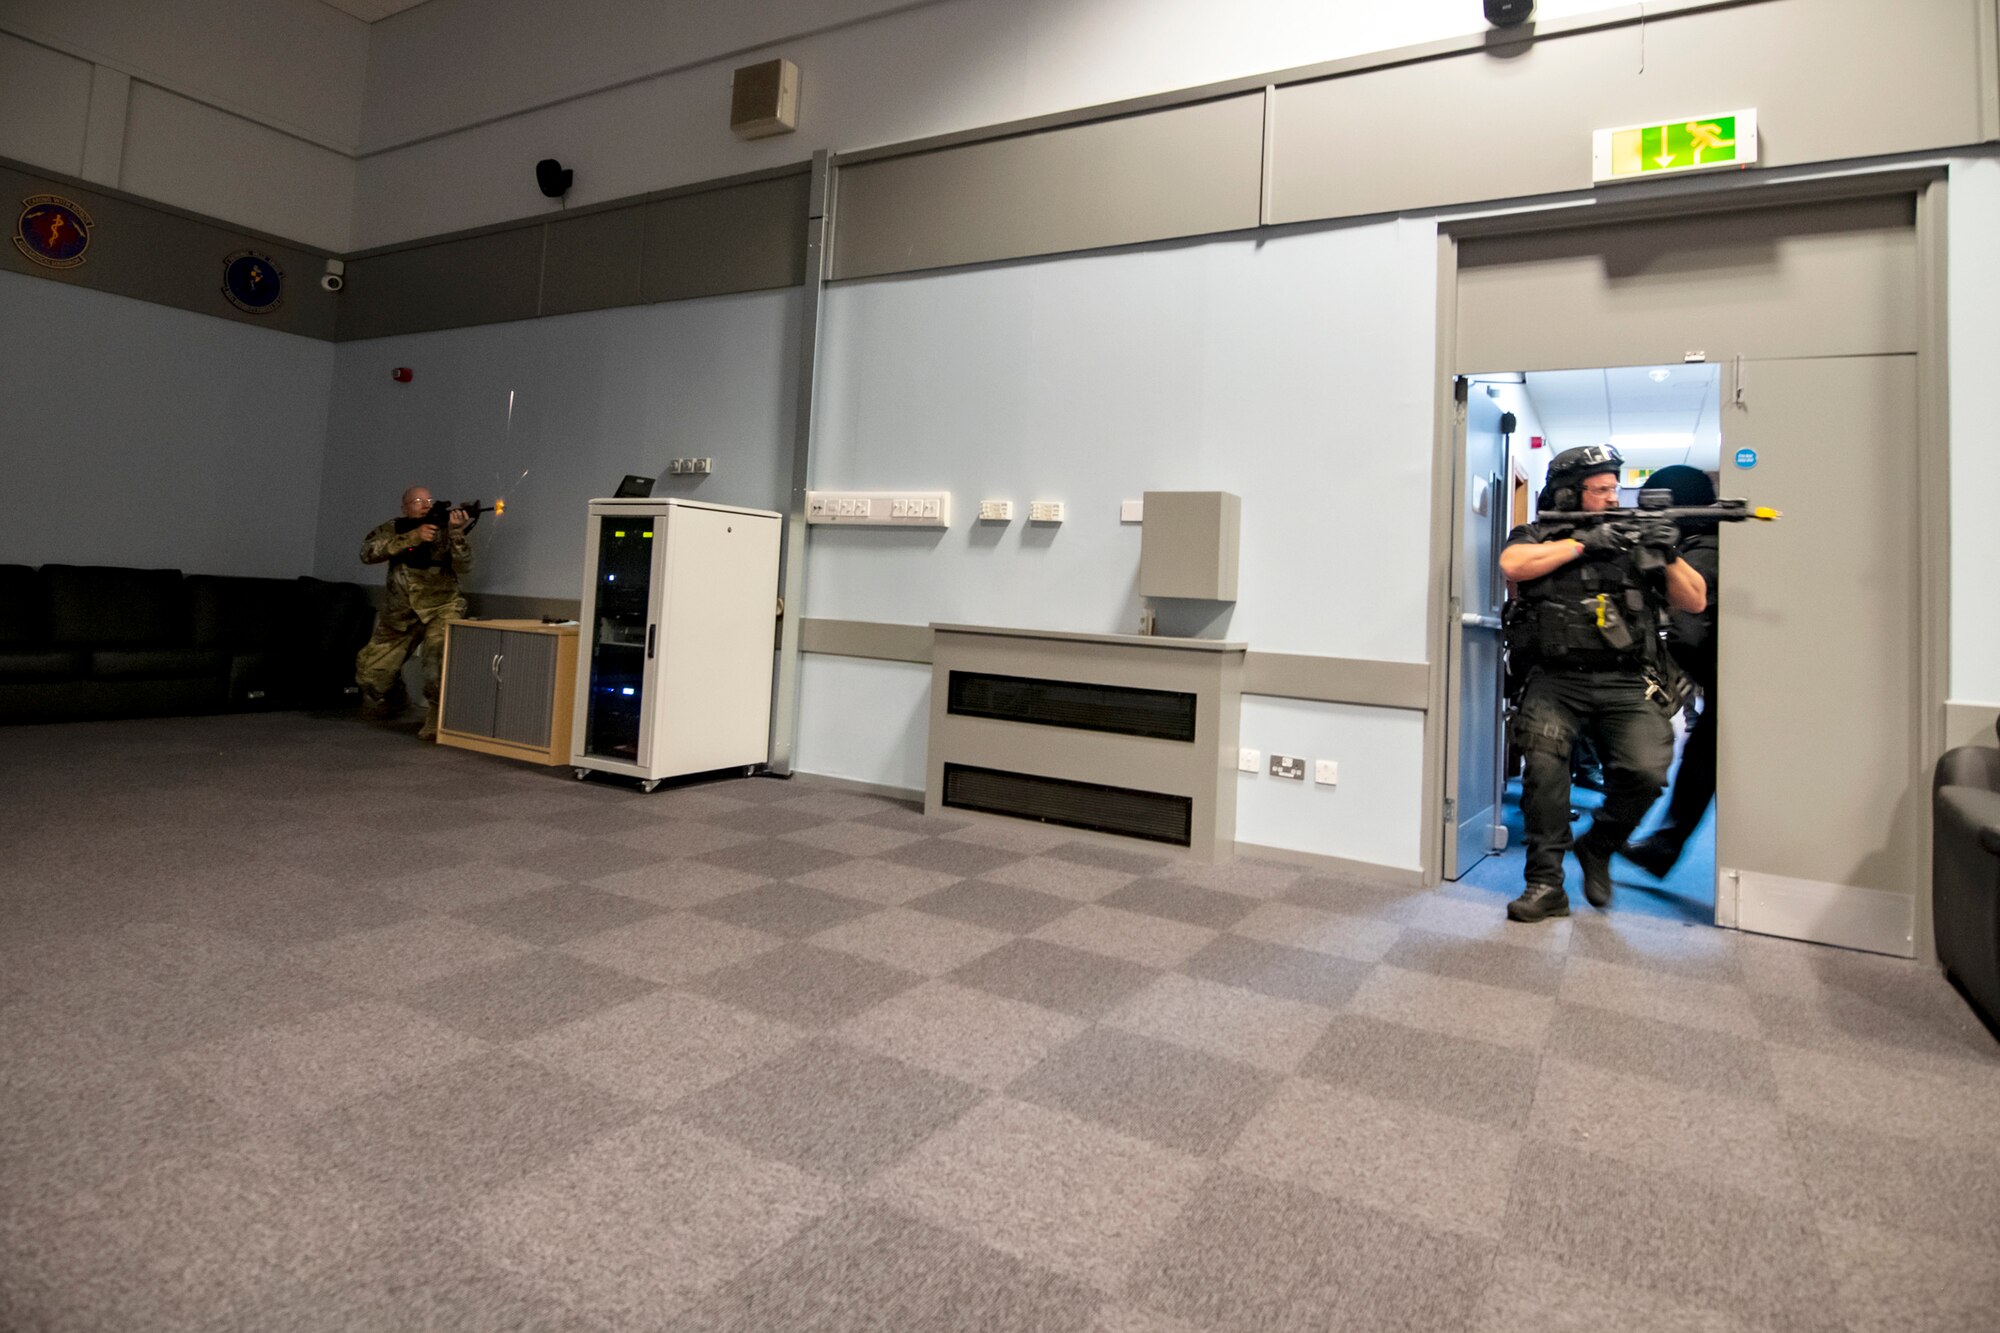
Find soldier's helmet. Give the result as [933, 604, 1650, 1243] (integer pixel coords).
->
[1540, 443, 1624, 512]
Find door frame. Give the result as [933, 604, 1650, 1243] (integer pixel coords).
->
[1419, 168, 1950, 964]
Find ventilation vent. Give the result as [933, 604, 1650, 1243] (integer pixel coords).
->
[946, 671, 1196, 742]
[943, 764, 1192, 846]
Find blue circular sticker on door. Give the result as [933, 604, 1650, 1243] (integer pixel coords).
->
[1733, 447, 1758, 469]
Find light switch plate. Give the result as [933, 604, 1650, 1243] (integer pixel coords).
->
[1238, 748, 1260, 773]
[1270, 754, 1305, 781]
[1315, 760, 1338, 786]
[1120, 499, 1144, 523]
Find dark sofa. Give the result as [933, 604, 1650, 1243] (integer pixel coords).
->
[1935, 715, 2000, 1032]
[0, 564, 376, 725]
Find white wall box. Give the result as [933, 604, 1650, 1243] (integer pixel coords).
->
[571, 498, 783, 791]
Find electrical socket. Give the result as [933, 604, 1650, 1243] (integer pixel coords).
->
[805, 491, 951, 526]
[1270, 754, 1305, 781]
[977, 500, 1013, 521]
[1238, 747, 1260, 773]
[693, 457, 713, 474]
[1315, 760, 1338, 786]
[1028, 500, 1064, 523]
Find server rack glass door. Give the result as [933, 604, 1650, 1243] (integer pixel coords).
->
[582, 516, 653, 763]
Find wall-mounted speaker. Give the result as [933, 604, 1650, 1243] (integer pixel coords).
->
[731, 58, 800, 139]
[535, 158, 573, 199]
[1485, 0, 1535, 27]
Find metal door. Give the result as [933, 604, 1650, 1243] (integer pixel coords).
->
[440, 623, 503, 737]
[1442, 381, 1509, 879]
[1715, 355, 1921, 955]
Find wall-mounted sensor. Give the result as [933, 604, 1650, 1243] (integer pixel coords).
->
[320, 258, 345, 293]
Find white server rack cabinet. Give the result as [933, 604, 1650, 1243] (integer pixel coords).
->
[570, 498, 783, 791]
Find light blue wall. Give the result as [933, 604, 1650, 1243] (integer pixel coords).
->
[0, 270, 334, 578]
[811, 218, 1439, 662]
[313, 291, 800, 599]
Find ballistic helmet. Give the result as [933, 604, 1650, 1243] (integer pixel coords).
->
[1540, 443, 1623, 512]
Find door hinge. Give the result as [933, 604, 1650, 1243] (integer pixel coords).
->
[1443, 796, 1457, 825]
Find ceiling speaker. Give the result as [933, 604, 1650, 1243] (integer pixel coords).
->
[731, 58, 800, 139]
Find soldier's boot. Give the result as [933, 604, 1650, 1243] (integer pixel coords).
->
[417, 705, 439, 742]
[1508, 882, 1570, 923]
[358, 689, 398, 721]
[1574, 835, 1615, 909]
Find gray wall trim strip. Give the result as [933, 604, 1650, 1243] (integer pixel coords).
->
[1241, 651, 1429, 712]
[0, 156, 340, 339]
[798, 617, 1429, 710]
[830, 1, 1759, 169]
[1945, 700, 2000, 750]
[800, 618, 935, 664]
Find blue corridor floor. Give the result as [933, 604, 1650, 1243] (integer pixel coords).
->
[1453, 777, 1717, 925]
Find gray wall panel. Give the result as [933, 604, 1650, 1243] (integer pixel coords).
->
[541, 206, 645, 316]
[1271, 0, 1984, 227]
[1, 162, 339, 340]
[639, 171, 809, 303]
[832, 94, 1265, 281]
[337, 226, 545, 340]
[1456, 195, 1918, 371]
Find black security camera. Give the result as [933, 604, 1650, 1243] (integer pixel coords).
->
[1485, 0, 1534, 26]
[535, 158, 573, 199]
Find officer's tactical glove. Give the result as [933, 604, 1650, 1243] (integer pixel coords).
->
[1576, 523, 1636, 556]
[1635, 517, 1681, 553]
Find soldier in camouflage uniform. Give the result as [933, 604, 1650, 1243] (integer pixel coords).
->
[355, 485, 473, 740]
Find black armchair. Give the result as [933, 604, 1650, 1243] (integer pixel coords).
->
[1934, 716, 2000, 1030]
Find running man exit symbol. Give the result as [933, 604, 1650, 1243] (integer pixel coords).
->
[1595, 110, 1758, 182]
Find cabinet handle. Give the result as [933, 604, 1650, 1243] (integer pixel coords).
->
[646, 624, 657, 659]
[491, 653, 502, 682]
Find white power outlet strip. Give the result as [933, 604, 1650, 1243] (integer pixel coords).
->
[805, 491, 951, 526]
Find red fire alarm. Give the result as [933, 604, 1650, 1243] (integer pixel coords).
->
[1529, 435, 1544, 449]
[391, 367, 413, 383]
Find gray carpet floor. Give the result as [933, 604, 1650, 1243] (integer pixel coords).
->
[3, 711, 1997, 1332]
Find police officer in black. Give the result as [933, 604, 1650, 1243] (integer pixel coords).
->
[1500, 445, 1708, 922]
[1622, 464, 1722, 876]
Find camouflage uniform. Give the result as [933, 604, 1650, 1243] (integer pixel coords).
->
[355, 518, 472, 738]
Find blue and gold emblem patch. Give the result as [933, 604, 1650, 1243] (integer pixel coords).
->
[15, 194, 93, 269]
[222, 250, 283, 314]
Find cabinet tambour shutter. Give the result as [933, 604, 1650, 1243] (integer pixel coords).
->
[442, 624, 504, 735]
[494, 630, 557, 746]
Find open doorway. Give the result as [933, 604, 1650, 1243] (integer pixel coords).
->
[1448, 362, 1724, 926]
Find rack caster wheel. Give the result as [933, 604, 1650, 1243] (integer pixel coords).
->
[639, 778, 662, 794]
[572, 768, 590, 781]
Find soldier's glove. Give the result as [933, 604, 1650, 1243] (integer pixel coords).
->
[1575, 523, 1636, 557]
[1635, 516, 1682, 556]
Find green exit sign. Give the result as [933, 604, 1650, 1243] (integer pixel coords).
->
[1593, 109, 1758, 182]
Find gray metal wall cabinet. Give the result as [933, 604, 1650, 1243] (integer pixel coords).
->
[1139, 491, 1240, 602]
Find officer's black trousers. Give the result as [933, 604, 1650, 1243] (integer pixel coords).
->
[1513, 669, 1675, 890]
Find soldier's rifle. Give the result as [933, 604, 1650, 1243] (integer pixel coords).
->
[1537, 490, 1780, 572]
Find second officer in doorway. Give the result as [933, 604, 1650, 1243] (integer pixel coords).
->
[1499, 445, 1707, 922]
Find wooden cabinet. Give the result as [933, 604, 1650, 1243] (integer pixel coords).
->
[437, 619, 578, 765]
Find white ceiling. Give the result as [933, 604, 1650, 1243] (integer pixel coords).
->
[1523, 363, 1722, 473]
[320, 0, 433, 21]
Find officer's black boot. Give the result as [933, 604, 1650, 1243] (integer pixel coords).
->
[1574, 835, 1614, 908]
[1508, 882, 1570, 923]
[1621, 835, 1682, 879]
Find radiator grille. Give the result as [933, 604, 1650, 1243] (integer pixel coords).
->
[942, 764, 1192, 846]
[946, 671, 1196, 742]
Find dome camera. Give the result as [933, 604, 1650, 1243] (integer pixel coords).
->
[320, 258, 345, 293]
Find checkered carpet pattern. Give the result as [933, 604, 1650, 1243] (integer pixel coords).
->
[3, 713, 1997, 1331]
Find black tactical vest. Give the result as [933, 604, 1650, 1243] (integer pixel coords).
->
[1508, 527, 1664, 672]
